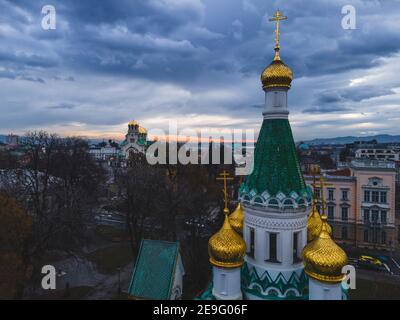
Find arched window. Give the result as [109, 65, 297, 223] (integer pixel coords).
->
[254, 196, 264, 206]
[364, 230, 369, 242]
[268, 199, 279, 208]
[273, 91, 279, 107]
[267, 232, 280, 263]
[285, 290, 297, 298]
[381, 231, 386, 244]
[220, 274, 227, 295]
[283, 199, 294, 208]
[342, 227, 348, 240]
[267, 288, 279, 297]
[298, 198, 306, 208]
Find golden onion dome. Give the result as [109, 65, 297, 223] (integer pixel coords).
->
[261, 58, 293, 89]
[128, 120, 138, 126]
[307, 207, 332, 242]
[138, 126, 147, 134]
[229, 203, 244, 234]
[208, 209, 246, 268]
[302, 216, 348, 283]
[307, 206, 323, 243]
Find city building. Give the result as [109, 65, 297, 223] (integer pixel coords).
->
[6, 134, 19, 146]
[88, 121, 149, 165]
[0, 142, 6, 151]
[396, 161, 400, 185]
[88, 141, 119, 161]
[305, 160, 397, 251]
[355, 146, 400, 161]
[198, 11, 348, 301]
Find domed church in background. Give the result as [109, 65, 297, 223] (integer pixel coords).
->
[121, 120, 148, 158]
[199, 10, 348, 301]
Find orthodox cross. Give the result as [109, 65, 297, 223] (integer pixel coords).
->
[217, 170, 234, 213]
[269, 10, 288, 60]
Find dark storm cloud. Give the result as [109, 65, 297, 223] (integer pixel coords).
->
[47, 103, 76, 110]
[0, 50, 58, 68]
[341, 86, 395, 102]
[1, 0, 400, 138]
[0, 67, 45, 83]
[3, 0, 399, 82]
[302, 106, 352, 114]
[304, 85, 396, 113]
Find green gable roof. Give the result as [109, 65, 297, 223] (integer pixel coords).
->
[244, 119, 306, 197]
[128, 239, 179, 300]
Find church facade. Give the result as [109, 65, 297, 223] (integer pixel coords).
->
[121, 120, 148, 159]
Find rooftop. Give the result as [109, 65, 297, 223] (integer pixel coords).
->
[328, 168, 351, 177]
[351, 159, 396, 170]
[128, 239, 180, 300]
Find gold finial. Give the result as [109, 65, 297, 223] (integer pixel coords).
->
[216, 170, 234, 213]
[319, 174, 333, 217]
[307, 165, 334, 242]
[269, 10, 288, 61]
[309, 164, 320, 209]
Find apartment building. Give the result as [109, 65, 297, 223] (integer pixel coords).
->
[305, 159, 397, 251]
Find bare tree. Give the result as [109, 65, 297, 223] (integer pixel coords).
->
[117, 152, 163, 255]
[0, 131, 106, 296]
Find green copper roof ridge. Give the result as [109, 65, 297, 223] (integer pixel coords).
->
[244, 118, 306, 197]
[128, 239, 145, 298]
[128, 239, 179, 300]
[167, 242, 180, 299]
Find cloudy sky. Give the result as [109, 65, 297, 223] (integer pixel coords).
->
[1, 0, 400, 141]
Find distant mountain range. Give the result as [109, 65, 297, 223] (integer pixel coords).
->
[302, 134, 400, 145]
[2, 133, 400, 146]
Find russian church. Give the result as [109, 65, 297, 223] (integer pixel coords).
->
[121, 120, 148, 158]
[200, 10, 349, 301]
[128, 10, 349, 301]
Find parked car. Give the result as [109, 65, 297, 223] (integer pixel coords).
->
[357, 255, 385, 272]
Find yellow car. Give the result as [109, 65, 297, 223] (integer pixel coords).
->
[357, 255, 385, 271]
[359, 255, 383, 266]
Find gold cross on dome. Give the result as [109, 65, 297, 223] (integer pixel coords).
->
[319, 175, 333, 216]
[269, 10, 288, 60]
[309, 164, 321, 207]
[216, 170, 234, 213]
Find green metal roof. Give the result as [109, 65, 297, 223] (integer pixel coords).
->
[244, 119, 306, 197]
[128, 239, 179, 300]
[137, 137, 146, 146]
